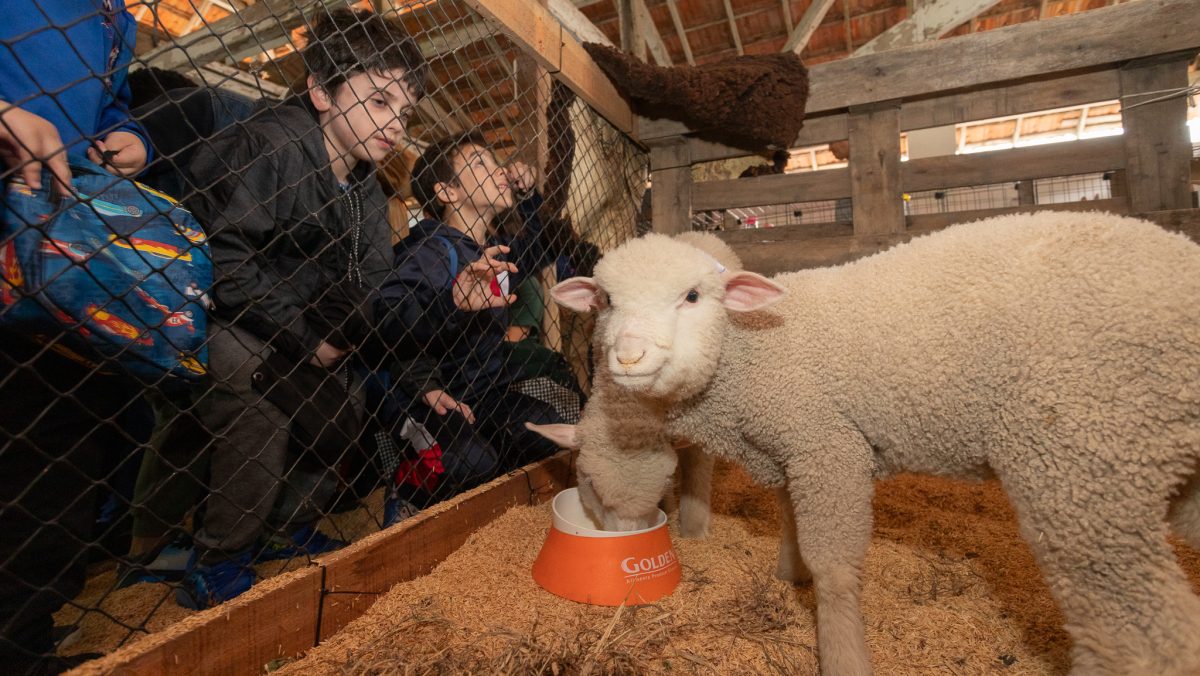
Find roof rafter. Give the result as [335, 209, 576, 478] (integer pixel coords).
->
[547, 0, 613, 46]
[855, 0, 1001, 55]
[140, 0, 344, 70]
[722, 0, 745, 55]
[782, 0, 839, 54]
[633, 0, 673, 65]
[664, 0, 695, 65]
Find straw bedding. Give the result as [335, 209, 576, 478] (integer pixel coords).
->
[277, 461, 1200, 675]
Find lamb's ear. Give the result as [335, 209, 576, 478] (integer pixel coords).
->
[550, 277, 602, 312]
[525, 422, 580, 449]
[723, 271, 786, 312]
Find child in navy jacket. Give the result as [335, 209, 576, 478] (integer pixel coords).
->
[375, 133, 565, 515]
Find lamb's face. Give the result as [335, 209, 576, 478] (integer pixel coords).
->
[553, 235, 786, 401]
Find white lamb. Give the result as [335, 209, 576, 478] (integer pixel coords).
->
[542, 211, 1200, 676]
[531, 232, 729, 539]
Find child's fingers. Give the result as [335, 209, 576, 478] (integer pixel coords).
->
[481, 244, 510, 258]
[45, 152, 71, 197]
[17, 148, 43, 191]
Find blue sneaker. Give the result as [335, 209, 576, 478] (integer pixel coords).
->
[116, 540, 194, 589]
[255, 525, 346, 563]
[175, 551, 255, 609]
[382, 494, 421, 530]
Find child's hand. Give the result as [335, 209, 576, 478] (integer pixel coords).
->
[423, 389, 475, 424]
[452, 244, 518, 311]
[504, 161, 536, 196]
[88, 131, 147, 177]
[0, 102, 72, 197]
[309, 341, 348, 368]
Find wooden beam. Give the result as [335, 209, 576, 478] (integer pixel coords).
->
[665, 0, 695, 66]
[902, 134, 1125, 192]
[1118, 54, 1194, 212]
[720, 200, 1135, 276]
[633, 0, 673, 66]
[857, 0, 1001, 54]
[319, 452, 572, 640]
[816, 0, 1200, 110]
[547, 0, 614, 46]
[783, 0, 838, 54]
[689, 134, 1126, 211]
[848, 101, 904, 235]
[462, 0, 635, 135]
[139, 0, 344, 71]
[691, 167, 852, 210]
[77, 567, 325, 675]
[722, 0, 744, 55]
[781, 0, 794, 33]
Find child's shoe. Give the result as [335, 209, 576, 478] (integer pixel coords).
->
[382, 493, 421, 529]
[115, 537, 194, 588]
[175, 550, 255, 609]
[255, 524, 346, 563]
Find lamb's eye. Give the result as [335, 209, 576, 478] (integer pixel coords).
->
[685, 289, 700, 303]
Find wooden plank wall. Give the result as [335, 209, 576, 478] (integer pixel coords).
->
[72, 453, 573, 676]
[722, 204, 1199, 278]
[642, 0, 1200, 246]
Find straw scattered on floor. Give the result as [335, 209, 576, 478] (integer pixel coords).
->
[279, 461, 1200, 675]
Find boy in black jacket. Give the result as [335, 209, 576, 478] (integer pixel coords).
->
[176, 9, 447, 608]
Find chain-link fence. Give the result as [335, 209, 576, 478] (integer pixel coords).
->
[0, 1, 645, 671]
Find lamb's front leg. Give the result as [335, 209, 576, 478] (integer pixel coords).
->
[785, 433, 876, 676]
[677, 443, 713, 538]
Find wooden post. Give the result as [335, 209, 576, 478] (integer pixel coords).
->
[1017, 180, 1036, 205]
[650, 140, 692, 236]
[848, 101, 904, 236]
[512, 46, 560, 350]
[1118, 54, 1193, 212]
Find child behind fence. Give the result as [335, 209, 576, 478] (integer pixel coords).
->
[374, 134, 570, 524]
[0, 1, 152, 672]
[170, 8, 432, 609]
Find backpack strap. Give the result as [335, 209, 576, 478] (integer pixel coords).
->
[430, 235, 458, 290]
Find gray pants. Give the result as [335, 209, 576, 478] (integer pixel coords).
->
[193, 322, 361, 562]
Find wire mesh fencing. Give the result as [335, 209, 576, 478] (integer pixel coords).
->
[0, 1, 645, 671]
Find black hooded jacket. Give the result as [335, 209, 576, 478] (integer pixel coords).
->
[184, 99, 393, 363]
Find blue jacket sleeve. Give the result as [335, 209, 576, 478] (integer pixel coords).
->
[98, 6, 153, 165]
[375, 239, 467, 357]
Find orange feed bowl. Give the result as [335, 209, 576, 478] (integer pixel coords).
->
[531, 488, 681, 606]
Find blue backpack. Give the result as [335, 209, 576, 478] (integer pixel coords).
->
[0, 159, 212, 384]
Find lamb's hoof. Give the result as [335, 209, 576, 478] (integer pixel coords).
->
[775, 561, 813, 585]
[678, 514, 710, 539]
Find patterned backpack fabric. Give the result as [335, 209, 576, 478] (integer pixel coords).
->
[0, 160, 212, 384]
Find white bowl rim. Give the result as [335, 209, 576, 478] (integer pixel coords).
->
[551, 487, 667, 538]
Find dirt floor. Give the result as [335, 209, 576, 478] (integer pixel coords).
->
[270, 461, 1200, 675]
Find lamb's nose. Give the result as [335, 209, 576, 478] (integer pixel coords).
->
[616, 351, 644, 366]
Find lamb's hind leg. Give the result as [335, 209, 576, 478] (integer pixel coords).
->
[677, 443, 713, 538]
[775, 485, 812, 583]
[995, 456, 1200, 676]
[1168, 470, 1200, 549]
